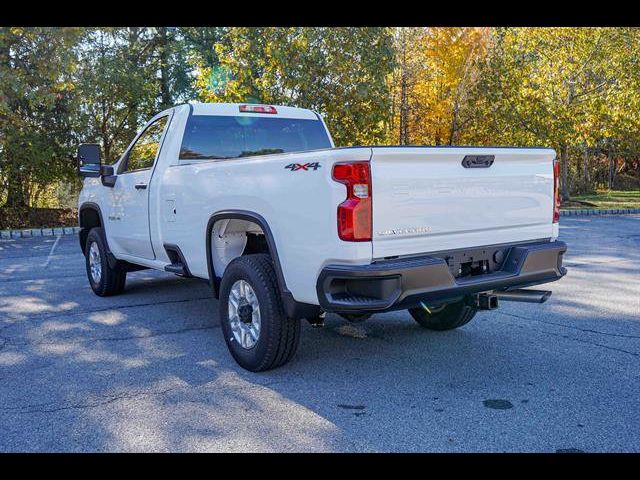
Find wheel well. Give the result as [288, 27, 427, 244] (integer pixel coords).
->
[210, 218, 270, 284]
[79, 206, 102, 253]
[206, 211, 322, 321]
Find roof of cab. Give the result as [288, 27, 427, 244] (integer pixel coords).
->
[188, 102, 319, 120]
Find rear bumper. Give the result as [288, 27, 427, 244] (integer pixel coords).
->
[316, 240, 567, 313]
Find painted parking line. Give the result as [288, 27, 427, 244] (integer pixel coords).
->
[42, 235, 62, 268]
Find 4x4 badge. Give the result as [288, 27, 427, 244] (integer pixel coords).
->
[285, 162, 321, 171]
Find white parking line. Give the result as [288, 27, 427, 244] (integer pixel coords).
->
[42, 235, 62, 268]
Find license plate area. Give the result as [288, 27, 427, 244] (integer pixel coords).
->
[439, 246, 510, 279]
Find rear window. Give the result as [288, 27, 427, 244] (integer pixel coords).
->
[179, 115, 332, 160]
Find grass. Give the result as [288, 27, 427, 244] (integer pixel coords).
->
[567, 189, 640, 210]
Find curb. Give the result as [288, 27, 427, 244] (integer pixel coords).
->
[560, 208, 640, 216]
[1, 226, 80, 240]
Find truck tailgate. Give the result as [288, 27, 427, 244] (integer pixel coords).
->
[370, 147, 556, 259]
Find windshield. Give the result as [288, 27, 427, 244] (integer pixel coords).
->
[179, 115, 332, 160]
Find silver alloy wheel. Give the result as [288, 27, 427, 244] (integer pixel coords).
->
[228, 279, 261, 349]
[89, 241, 102, 284]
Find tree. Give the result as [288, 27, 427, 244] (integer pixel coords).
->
[0, 27, 80, 209]
[388, 27, 489, 146]
[196, 27, 395, 146]
[461, 28, 637, 200]
[75, 27, 194, 163]
[178, 27, 226, 73]
[390, 27, 424, 145]
[155, 27, 198, 109]
[75, 28, 153, 163]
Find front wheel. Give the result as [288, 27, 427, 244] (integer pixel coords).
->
[219, 254, 300, 372]
[85, 227, 126, 297]
[408, 299, 477, 331]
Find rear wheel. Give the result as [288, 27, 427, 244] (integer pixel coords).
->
[409, 299, 477, 331]
[219, 254, 300, 372]
[85, 227, 126, 297]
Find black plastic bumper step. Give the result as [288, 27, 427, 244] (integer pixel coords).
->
[164, 263, 187, 276]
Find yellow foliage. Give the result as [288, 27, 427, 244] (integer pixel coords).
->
[389, 27, 489, 145]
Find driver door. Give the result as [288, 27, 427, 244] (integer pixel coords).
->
[107, 115, 168, 260]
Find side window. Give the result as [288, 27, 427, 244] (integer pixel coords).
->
[125, 116, 168, 172]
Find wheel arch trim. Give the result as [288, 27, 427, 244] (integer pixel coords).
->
[78, 202, 105, 252]
[78, 202, 119, 269]
[205, 210, 289, 299]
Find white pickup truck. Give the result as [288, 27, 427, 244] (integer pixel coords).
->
[76, 102, 567, 371]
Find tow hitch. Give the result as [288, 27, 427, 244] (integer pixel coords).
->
[496, 289, 552, 304]
[476, 293, 499, 310]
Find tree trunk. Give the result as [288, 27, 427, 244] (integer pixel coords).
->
[449, 104, 459, 146]
[158, 27, 172, 109]
[609, 143, 617, 189]
[4, 173, 30, 209]
[399, 72, 408, 145]
[611, 157, 624, 189]
[398, 28, 409, 145]
[125, 28, 141, 132]
[560, 144, 570, 202]
[582, 143, 590, 190]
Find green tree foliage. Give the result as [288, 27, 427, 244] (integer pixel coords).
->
[0, 27, 80, 208]
[178, 27, 226, 72]
[75, 27, 194, 163]
[197, 27, 395, 146]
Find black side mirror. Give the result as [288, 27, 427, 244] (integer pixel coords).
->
[77, 144, 102, 177]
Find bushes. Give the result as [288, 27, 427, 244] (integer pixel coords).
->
[0, 206, 78, 230]
[613, 174, 640, 191]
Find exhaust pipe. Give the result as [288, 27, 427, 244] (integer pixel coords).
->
[496, 289, 552, 304]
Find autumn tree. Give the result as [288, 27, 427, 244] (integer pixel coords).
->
[389, 27, 423, 144]
[461, 27, 638, 200]
[389, 27, 489, 146]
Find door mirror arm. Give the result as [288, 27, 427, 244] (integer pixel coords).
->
[100, 165, 117, 187]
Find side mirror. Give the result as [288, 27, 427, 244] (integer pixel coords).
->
[77, 144, 102, 177]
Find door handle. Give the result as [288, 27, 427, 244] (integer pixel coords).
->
[134, 183, 148, 190]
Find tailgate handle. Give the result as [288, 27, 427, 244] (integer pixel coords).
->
[462, 155, 494, 168]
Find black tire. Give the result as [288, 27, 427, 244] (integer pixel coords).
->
[85, 227, 126, 297]
[219, 254, 300, 372]
[409, 299, 477, 331]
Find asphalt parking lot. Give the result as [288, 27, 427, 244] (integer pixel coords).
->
[0, 215, 639, 452]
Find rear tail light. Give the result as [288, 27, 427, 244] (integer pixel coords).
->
[553, 158, 561, 223]
[332, 161, 372, 241]
[239, 104, 278, 114]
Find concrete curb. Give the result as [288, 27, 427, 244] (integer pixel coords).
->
[560, 208, 640, 216]
[1, 226, 80, 239]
